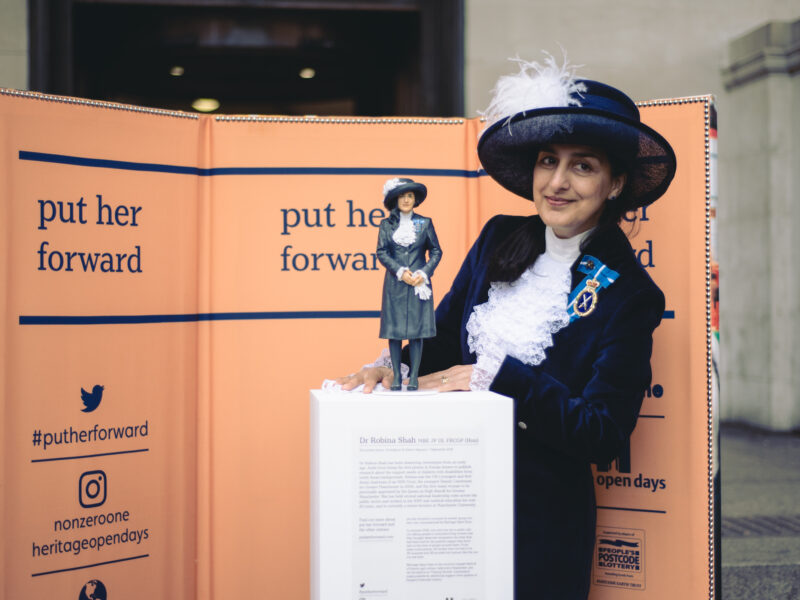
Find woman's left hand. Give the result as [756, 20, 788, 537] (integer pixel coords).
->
[415, 364, 473, 392]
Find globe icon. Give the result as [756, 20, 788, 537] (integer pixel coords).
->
[79, 579, 107, 600]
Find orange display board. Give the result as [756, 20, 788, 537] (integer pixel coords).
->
[0, 89, 715, 599]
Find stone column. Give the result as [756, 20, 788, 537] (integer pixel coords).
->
[0, 0, 27, 89]
[721, 18, 800, 430]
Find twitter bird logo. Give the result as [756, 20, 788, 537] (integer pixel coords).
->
[81, 385, 104, 413]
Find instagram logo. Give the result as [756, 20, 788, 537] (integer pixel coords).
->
[79, 470, 107, 508]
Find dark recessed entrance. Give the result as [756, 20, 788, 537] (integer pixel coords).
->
[28, 0, 464, 117]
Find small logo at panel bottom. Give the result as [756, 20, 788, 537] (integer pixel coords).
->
[79, 579, 107, 600]
[593, 526, 646, 590]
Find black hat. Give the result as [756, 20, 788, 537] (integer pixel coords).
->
[477, 57, 676, 207]
[382, 177, 428, 210]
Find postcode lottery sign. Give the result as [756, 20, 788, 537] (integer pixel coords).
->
[0, 89, 716, 599]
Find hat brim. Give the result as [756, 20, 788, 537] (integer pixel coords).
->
[384, 182, 428, 209]
[477, 107, 676, 207]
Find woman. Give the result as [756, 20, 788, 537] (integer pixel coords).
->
[376, 177, 442, 391]
[337, 58, 676, 598]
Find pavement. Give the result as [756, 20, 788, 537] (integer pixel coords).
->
[721, 422, 800, 599]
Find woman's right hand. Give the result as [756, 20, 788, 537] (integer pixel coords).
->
[335, 366, 394, 393]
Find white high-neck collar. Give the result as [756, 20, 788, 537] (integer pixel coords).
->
[544, 226, 593, 264]
[398, 210, 414, 221]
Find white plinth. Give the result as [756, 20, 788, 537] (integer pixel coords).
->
[310, 389, 514, 600]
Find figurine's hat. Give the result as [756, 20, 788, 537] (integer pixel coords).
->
[477, 56, 676, 208]
[382, 178, 428, 210]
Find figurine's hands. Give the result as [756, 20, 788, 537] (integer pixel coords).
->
[403, 271, 425, 287]
[335, 366, 394, 394]
[401, 270, 424, 287]
[415, 365, 473, 392]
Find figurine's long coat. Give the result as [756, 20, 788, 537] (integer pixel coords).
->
[407, 214, 665, 599]
[376, 209, 442, 340]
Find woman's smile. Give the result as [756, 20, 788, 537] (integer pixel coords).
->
[544, 195, 574, 207]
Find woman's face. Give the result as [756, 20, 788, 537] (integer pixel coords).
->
[397, 191, 416, 214]
[532, 144, 625, 238]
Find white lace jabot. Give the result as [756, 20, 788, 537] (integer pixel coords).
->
[392, 211, 416, 246]
[466, 226, 592, 390]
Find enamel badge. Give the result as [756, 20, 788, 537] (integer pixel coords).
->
[567, 256, 619, 322]
[574, 279, 600, 317]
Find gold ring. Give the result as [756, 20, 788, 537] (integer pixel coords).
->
[442, 376, 448, 384]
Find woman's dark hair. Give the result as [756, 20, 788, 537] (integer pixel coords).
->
[385, 206, 402, 224]
[487, 148, 637, 283]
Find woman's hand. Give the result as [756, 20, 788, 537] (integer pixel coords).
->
[416, 364, 474, 392]
[401, 270, 424, 287]
[335, 366, 394, 393]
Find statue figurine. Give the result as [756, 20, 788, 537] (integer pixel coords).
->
[376, 178, 442, 391]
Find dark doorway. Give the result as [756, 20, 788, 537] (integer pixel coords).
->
[28, 0, 464, 117]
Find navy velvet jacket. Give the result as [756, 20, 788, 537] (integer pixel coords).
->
[414, 214, 665, 599]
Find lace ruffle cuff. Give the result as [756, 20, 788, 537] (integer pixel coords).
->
[320, 349, 409, 393]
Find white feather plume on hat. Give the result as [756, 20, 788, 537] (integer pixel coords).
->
[480, 52, 586, 133]
[382, 177, 404, 197]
